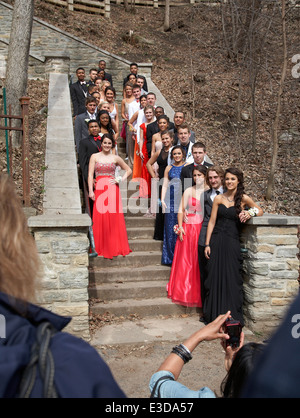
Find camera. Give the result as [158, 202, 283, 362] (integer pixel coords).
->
[223, 318, 242, 348]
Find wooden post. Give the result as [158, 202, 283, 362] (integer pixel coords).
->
[153, 0, 158, 8]
[68, 0, 74, 11]
[20, 97, 30, 207]
[104, 0, 110, 18]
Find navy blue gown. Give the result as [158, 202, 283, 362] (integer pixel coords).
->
[161, 164, 185, 265]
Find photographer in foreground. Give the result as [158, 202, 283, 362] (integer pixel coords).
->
[0, 174, 125, 398]
[149, 311, 263, 398]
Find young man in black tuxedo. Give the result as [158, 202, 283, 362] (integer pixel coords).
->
[74, 97, 98, 151]
[70, 67, 88, 117]
[98, 60, 113, 86]
[78, 120, 102, 184]
[173, 111, 195, 144]
[198, 165, 224, 320]
[180, 142, 213, 192]
[86, 68, 98, 88]
[123, 62, 148, 92]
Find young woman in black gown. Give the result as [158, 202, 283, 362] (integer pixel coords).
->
[203, 167, 263, 326]
[146, 130, 174, 240]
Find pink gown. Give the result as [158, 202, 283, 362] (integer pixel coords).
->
[166, 197, 203, 307]
[92, 162, 132, 259]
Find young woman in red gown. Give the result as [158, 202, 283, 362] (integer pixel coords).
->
[88, 134, 132, 259]
[166, 165, 207, 307]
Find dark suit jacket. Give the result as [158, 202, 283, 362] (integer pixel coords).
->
[70, 81, 88, 117]
[146, 121, 175, 158]
[104, 72, 113, 86]
[198, 189, 214, 247]
[181, 161, 213, 193]
[74, 111, 98, 151]
[78, 135, 102, 183]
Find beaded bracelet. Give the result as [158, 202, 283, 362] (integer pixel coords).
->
[171, 344, 193, 364]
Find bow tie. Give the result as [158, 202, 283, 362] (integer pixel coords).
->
[136, 99, 139, 102]
[80, 81, 86, 85]
[94, 136, 101, 141]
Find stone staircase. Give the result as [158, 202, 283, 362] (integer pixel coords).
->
[88, 138, 197, 320]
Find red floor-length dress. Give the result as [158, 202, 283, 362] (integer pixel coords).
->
[92, 162, 132, 259]
[166, 197, 203, 307]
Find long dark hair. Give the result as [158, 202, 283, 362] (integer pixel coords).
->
[224, 167, 245, 215]
[96, 110, 115, 138]
[221, 342, 264, 398]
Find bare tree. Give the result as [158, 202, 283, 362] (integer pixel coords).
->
[5, 0, 34, 147]
[163, 0, 170, 32]
[266, 0, 288, 200]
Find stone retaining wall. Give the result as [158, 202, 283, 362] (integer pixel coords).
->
[0, 1, 152, 87]
[241, 215, 300, 332]
[28, 214, 91, 341]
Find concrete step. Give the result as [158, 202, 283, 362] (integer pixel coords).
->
[89, 251, 163, 268]
[89, 280, 168, 300]
[128, 239, 162, 252]
[89, 265, 171, 284]
[125, 216, 155, 228]
[127, 227, 155, 240]
[90, 296, 197, 317]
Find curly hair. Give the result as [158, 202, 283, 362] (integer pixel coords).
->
[224, 167, 245, 215]
[0, 174, 42, 302]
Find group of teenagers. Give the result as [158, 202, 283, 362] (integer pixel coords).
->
[0, 60, 295, 400]
[1, 172, 298, 398]
[70, 59, 264, 330]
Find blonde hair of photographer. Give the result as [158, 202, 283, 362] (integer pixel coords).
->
[0, 174, 41, 302]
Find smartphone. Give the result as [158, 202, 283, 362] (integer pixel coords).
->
[224, 318, 242, 348]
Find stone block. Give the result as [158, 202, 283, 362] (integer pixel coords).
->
[269, 270, 299, 280]
[51, 236, 89, 254]
[276, 247, 299, 258]
[58, 268, 89, 288]
[257, 235, 298, 245]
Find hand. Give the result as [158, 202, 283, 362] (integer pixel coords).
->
[204, 245, 211, 259]
[198, 311, 231, 342]
[179, 228, 186, 242]
[139, 150, 144, 160]
[239, 210, 251, 223]
[161, 200, 167, 213]
[221, 332, 245, 372]
[89, 191, 95, 201]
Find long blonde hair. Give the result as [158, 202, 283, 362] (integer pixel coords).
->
[0, 174, 41, 302]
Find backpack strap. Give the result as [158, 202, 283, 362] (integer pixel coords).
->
[150, 375, 175, 398]
[18, 321, 59, 398]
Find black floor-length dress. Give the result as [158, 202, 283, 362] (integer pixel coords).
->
[203, 204, 244, 326]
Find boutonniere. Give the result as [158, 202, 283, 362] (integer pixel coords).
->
[85, 119, 90, 124]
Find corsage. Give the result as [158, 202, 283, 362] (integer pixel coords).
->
[173, 224, 184, 235]
[248, 207, 259, 217]
[115, 176, 123, 184]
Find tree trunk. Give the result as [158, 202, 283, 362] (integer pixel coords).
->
[124, 0, 130, 12]
[163, 0, 170, 32]
[266, 0, 287, 200]
[5, 0, 34, 147]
